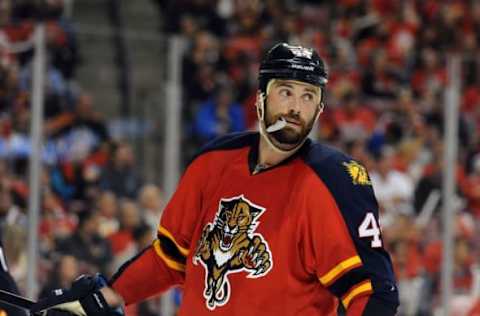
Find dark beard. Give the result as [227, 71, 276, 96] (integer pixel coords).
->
[265, 113, 315, 146]
[270, 127, 304, 144]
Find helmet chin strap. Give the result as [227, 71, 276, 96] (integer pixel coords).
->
[256, 91, 323, 154]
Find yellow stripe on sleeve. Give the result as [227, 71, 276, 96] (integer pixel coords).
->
[152, 239, 186, 272]
[342, 280, 373, 309]
[158, 225, 189, 257]
[318, 255, 362, 286]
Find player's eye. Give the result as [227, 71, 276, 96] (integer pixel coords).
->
[303, 93, 314, 102]
[279, 89, 291, 97]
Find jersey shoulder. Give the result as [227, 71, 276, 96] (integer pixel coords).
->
[301, 141, 350, 169]
[301, 142, 370, 183]
[300, 141, 378, 218]
[190, 132, 257, 163]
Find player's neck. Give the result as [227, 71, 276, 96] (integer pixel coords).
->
[257, 136, 299, 169]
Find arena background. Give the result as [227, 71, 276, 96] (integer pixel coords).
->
[0, 0, 478, 315]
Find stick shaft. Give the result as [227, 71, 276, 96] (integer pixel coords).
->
[0, 289, 35, 310]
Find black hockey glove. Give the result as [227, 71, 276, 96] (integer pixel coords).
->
[30, 274, 124, 316]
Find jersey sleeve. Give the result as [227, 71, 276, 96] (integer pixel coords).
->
[111, 155, 206, 305]
[303, 153, 399, 315]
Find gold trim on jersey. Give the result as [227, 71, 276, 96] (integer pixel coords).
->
[152, 239, 186, 272]
[342, 279, 373, 309]
[318, 255, 362, 286]
[158, 225, 189, 256]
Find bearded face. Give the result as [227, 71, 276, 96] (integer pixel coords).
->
[261, 80, 322, 150]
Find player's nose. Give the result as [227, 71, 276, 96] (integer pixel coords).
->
[287, 94, 301, 113]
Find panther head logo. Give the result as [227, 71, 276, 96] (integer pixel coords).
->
[193, 195, 273, 310]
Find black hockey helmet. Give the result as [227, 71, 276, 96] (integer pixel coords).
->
[258, 43, 328, 94]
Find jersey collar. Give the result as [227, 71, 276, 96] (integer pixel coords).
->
[248, 133, 312, 175]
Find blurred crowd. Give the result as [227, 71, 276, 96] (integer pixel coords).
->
[155, 0, 480, 315]
[0, 0, 480, 316]
[0, 1, 166, 315]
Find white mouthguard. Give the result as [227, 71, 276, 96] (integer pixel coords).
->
[266, 117, 287, 133]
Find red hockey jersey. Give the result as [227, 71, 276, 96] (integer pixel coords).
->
[111, 132, 399, 315]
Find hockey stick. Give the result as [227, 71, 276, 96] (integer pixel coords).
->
[0, 289, 36, 310]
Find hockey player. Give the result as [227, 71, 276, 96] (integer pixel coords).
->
[31, 43, 399, 315]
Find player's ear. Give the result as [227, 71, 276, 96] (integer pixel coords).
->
[255, 90, 265, 120]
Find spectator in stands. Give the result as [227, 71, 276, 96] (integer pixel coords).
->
[100, 142, 142, 198]
[1, 223, 27, 291]
[158, 0, 227, 36]
[0, 61, 21, 112]
[414, 138, 443, 215]
[463, 155, 480, 219]
[361, 49, 402, 99]
[38, 255, 80, 299]
[56, 210, 112, 276]
[47, 93, 109, 161]
[96, 191, 120, 238]
[0, 175, 25, 228]
[332, 88, 377, 142]
[45, 92, 110, 200]
[108, 199, 142, 271]
[44, 0, 80, 80]
[411, 47, 446, 99]
[449, 234, 480, 315]
[370, 147, 415, 227]
[453, 237, 475, 294]
[182, 31, 221, 106]
[39, 188, 76, 253]
[193, 81, 245, 144]
[19, 61, 68, 118]
[390, 237, 424, 316]
[132, 222, 153, 251]
[138, 184, 164, 234]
